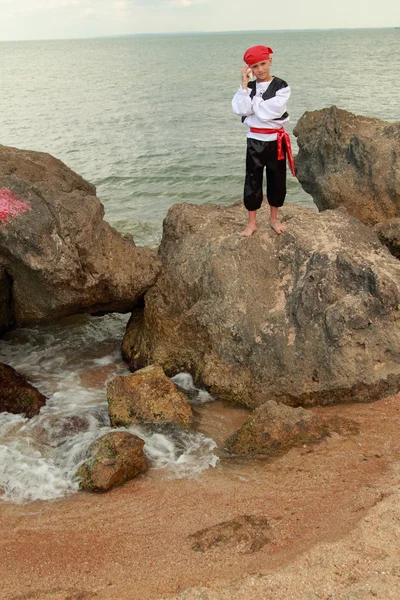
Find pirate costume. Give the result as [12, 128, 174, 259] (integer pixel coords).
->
[232, 45, 295, 212]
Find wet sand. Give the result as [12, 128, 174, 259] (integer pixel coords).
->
[1, 394, 400, 600]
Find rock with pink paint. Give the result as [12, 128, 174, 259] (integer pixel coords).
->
[0, 188, 32, 225]
[0, 144, 161, 329]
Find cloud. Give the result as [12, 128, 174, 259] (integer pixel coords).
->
[169, 0, 203, 6]
[5, 0, 208, 15]
[133, 0, 169, 5]
[134, 0, 208, 6]
[5, 0, 119, 20]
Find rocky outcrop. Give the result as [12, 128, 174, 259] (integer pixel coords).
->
[77, 431, 148, 492]
[294, 107, 400, 226]
[0, 362, 46, 417]
[225, 400, 359, 456]
[107, 364, 193, 427]
[373, 218, 400, 260]
[122, 202, 400, 408]
[0, 144, 161, 329]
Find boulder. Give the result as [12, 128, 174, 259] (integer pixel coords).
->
[0, 144, 161, 329]
[0, 362, 46, 417]
[122, 202, 400, 408]
[77, 431, 148, 492]
[294, 106, 400, 226]
[225, 400, 359, 456]
[373, 218, 400, 260]
[107, 364, 193, 427]
[0, 265, 13, 333]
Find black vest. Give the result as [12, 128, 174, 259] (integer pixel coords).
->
[241, 76, 289, 123]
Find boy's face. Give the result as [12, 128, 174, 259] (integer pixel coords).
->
[250, 59, 272, 82]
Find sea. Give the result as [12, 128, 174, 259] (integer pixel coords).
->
[0, 28, 399, 504]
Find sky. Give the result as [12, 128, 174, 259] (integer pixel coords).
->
[1, 0, 400, 41]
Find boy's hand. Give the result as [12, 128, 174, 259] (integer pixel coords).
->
[241, 66, 252, 89]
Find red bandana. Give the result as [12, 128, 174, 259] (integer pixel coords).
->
[243, 45, 273, 66]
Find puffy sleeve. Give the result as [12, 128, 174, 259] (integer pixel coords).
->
[252, 85, 291, 121]
[232, 88, 254, 117]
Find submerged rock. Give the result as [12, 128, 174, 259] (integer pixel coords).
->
[294, 106, 400, 226]
[189, 515, 270, 554]
[77, 431, 148, 492]
[122, 202, 400, 407]
[107, 364, 193, 427]
[0, 362, 46, 418]
[225, 400, 359, 456]
[0, 144, 161, 330]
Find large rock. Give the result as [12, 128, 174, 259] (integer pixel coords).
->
[0, 145, 161, 328]
[0, 362, 46, 417]
[373, 218, 400, 260]
[107, 364, 193, 427]
[225, 400, 359, 456]
[294, 106, 400, 226]
[0, 265, 12, 333]
[122, 202, 400, 408]
[77, 431, 148, 492]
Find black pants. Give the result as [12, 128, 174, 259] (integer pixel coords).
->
[244, 138, 287, 211]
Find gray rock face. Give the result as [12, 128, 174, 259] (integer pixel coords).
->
[77, 431, 148, 492]
[122, 202, 400, 408]
[294, 106, 400, 226]
[0, 144, 161, 329]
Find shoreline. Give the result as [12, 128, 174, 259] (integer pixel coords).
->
[2, 393, 399, 600]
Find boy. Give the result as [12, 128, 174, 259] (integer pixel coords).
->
[232, 45, 295, 236]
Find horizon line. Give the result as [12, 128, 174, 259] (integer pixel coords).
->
[0, 25, 397, 43]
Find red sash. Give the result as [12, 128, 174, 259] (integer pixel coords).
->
[249, 127, 296, 177]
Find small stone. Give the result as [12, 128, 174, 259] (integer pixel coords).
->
[77, 431, 148, 493]
[107, 364, 193, 427]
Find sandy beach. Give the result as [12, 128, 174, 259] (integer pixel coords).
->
[1, 394, 399, 600]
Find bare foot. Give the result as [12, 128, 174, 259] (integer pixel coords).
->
[239, 225, 257, 237]
[270, 220, 286, 235]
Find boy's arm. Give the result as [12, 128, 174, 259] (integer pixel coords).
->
[232, 88, 254, 116]
[252, 86, 291, 121]
[232, 65, 254, 116]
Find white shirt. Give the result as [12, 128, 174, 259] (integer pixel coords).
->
[232, 78, 291, 142]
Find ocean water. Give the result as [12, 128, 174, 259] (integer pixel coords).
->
[0, 29, 399, 503]
[0, 314, 219, 504]
[1, 28, 399, 247]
